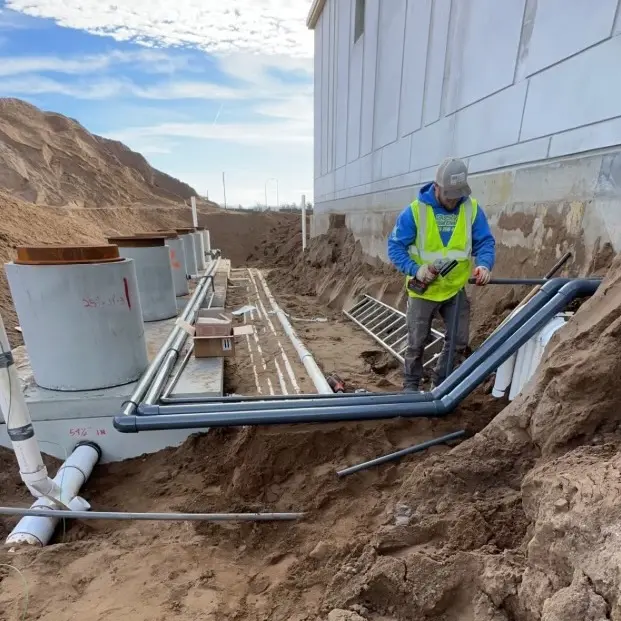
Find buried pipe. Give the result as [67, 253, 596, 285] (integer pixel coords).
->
[137, 277, 584, 417]
[6, 442, 101, 546]
[121, 256, 220, 416]
[254, 269, 333, 394]
[0, 508, 304, 522]
[116, 278, 600, 431]
[336, 430, 466, 477]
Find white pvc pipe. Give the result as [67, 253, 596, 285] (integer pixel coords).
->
[255, 270, 333, 394]
[491, 353, 516, 398]
[301, 194, 307, 252]
[191, 196, 198, 228]
[6, 443, 100, 546]
[0, 314, 59, 501]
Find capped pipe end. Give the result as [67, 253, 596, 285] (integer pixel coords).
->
[113, 416, 138, 433]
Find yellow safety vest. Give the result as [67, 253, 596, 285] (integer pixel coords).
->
[406, 198, 478, 302]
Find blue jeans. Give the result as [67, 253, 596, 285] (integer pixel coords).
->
[403, 290, 470, 390]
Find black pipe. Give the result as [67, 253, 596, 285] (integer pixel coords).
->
[336, 430, 466, 477]
[114, 279, 599, 432]
[469, 276, 600, 286]
[136, 278, 574, 417]
[159, 277, 596, 407]
[544, 251, 572, 278]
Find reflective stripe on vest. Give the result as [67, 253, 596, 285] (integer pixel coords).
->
[410, 197, 474, 261]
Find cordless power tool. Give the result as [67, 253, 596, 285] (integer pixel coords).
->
[408, 258, 458, 295]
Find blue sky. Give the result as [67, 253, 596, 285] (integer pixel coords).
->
[0, 1, 314, 207]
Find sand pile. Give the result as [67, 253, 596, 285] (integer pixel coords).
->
[0, 98, 200, 207]
[198, 209, 299, 267]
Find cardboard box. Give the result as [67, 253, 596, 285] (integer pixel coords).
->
[194, 325, 253, 358]
[195, 316, 231, 338]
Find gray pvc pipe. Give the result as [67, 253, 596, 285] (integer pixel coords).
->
[115, 278, 599, 432]
[336, 430, 466, 477]
[135, 278, 575, 417]
[0, 507, 304, 522]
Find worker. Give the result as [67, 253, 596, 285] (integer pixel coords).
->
[387, 157, 496, 392]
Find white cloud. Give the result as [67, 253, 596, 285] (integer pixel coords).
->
[6, 0, 315, 57]
[0, 49, 193, 77]
[106, 118, 312, 146]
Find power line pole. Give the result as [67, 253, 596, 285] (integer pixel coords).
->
[222, 172, 227, 210]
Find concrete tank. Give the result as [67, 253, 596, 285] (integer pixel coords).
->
[107, 236, 177, 322]
[177, 228, 197, 277]
[135, 231, 189, 297]
[192, 231, 206, 272]
[5, 245, 149, 391]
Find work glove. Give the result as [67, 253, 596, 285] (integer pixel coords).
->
[473, 266, 491, 286]
[415, 264, 436, 284]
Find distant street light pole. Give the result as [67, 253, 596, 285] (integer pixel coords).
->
[222, 172, 227, 210]
[265, 177, 279, 209]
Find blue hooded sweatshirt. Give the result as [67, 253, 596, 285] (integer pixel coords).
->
[387, 182, 496, 277]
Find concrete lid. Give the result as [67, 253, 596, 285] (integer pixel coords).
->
[106, 235, 167, 248]
[135, 230, 179, 239]
[176, 227, 197, 234]
[15, 244, 122, 265]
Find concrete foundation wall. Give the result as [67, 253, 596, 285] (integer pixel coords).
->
[312, 0, 621, 270]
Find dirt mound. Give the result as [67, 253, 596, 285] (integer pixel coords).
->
[0, 98, 199, 207]
[197, 209, 299, 267]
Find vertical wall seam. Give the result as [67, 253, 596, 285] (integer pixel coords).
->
[396, 0, 409, 140]
[419, 0, 434, 131]
[517, 79, 531, 142]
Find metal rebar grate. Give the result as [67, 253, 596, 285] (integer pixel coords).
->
[344, 295, 444, 366]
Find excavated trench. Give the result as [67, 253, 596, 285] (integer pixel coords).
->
[1, 215, 620, 621]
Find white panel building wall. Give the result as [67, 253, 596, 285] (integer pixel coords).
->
[311, 0, 621, 270]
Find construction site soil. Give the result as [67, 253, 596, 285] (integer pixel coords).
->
[0, 130, 620, 617]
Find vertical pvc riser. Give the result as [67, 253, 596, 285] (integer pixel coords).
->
[165, 237, 189, 297]
[192, 232, 206, 271]
[5, 259, 148, 391]
[117, 246, 177, 322]
[203, 230, 211, 253]
[181, 234, 197, 277]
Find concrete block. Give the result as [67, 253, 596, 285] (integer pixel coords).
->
[335, 0, 351, 169]
[549, 116, 621, 158]
[468, 137, 550, 174]
[345, 159, 363, 189]
[452, 82, 528, 157]
[335, 166, 347, 191]
[360, 0, 380, 156]
[381, 136, 412, 179]
[409, 116, 453, 172]
[521, 36, 621, 141]
[347, 41, 364, 163]
[399, 0, 431, 137]
[423, 0, 451, 125]
[372, 149, 383, 181]
[360, 153, 373, 184]
[511, 154, 603, 203]
[596, 152, 621, 198]
[373, 0, 407, 149]
[469, 170, 516, 209]
[445, 0, 525, 113]
[518, 0, 618, 78]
